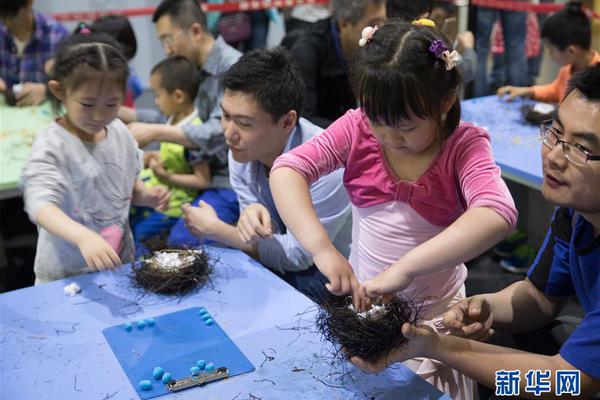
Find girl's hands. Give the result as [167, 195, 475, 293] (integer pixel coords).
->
[442, 295, 495, 341]
[359, 266, 414, 299]
[76, 230, 121, 271]
[313, 248, 366, 308]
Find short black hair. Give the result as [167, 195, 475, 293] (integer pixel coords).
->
[0, 0, 27, 19]
[541, 1, 591, 50]
[152, 0, 207, 30]
[90, 15, 138, 60]
[222, 47, 304, 122]
[386, 0, 434, 21]
[151, 56, 200, 101]
[351, 20, 462, 140]
[566, 63, 600, 103]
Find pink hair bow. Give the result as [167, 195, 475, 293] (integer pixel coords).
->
[358, 25, 378, 47]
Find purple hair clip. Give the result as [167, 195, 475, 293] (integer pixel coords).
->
[429, 40, 448, 59]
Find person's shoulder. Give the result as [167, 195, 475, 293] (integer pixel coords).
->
[108, 119, 137, 147]
[289, 19, 332, 52]
[297, 117, 324, 141]
[450, 121, 491, 146]
[215, 37, 243, 68]
[33, 10, 67, 35]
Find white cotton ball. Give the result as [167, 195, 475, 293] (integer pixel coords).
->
[63, 282, 81, 297]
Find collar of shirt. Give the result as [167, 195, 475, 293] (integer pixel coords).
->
[202, 36, 229, 76]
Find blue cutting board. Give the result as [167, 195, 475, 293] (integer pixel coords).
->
[103, 307, 255, 399]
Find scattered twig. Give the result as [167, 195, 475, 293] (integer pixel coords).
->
[54, 322, 81, 335]
[248, 394, 262, 400]
[259, 350, 275, 368]
[253, 378, 276, 386]
[100, 391, 119, 399]
[291, 367, 305, 372]
[310, 374, 343, 389]
[231, 392, 241, 400]
[73, 375, 82, 392]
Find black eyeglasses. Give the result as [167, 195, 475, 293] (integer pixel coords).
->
[539, 120, 600, 167]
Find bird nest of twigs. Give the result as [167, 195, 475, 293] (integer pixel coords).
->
[315, 294, 423, 363]
[131, 237, 212, 295]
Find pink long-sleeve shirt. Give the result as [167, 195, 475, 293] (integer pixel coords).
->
[272, 109, 517, 313]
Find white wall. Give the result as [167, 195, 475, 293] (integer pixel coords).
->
[36, 0, 167, 88]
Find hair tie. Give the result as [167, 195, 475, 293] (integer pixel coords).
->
[411, 18, 436, 27]
[78, 22, 91, 34]
[358, 25, 378, 47]
[429, 39, 461, 70]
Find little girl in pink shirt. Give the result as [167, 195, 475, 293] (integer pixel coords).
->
[270, 21, 518, 399]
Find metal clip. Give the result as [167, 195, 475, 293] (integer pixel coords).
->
[167, 367, 229, 392]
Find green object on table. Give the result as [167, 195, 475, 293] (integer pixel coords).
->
[0, 99, 54, 194]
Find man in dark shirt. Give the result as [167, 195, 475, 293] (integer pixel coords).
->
[288, 0, 386, 128]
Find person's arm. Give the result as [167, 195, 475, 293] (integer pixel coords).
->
[260, 166, 351, 275]
[456, 31, 477, 84]
[270, 114, 358, 295]
[151, 159, 211, 190]
[353, 322, 600, 399]
[444, 279, 565, 336]
[530, 66, 569, 104]
[131, 180, 170, 210]
[15, 82, 47, 106]
[128, 123, 196, 149]
[118, 106, 138, 124]
[181, 201, 258, 259]
[35, 204, 121, 270]
[497, 85, 535, 102]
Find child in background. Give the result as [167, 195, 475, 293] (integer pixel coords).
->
[131, 56, 209, 248]
[87, 16, 143, 108]
[498, 1, 600, 103]
[21, 33, 169, 284]
[270, 21, 517, 399]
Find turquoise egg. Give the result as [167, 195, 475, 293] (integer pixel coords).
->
[139, 380, 152, 391]
[124, 322, 133, 331]
[190, 366, 200, 375]
[152, 366, 164, 380]
[205, 362, 215, 371]
[136, 320, 146, 329]
[198, 308, 208, 316]
[147, 318, 156, 327]
[162, 372, 172, 384]
[201, 314, 211, 321]
[204, 318, 214, 326]
[196, 360, 206, 369]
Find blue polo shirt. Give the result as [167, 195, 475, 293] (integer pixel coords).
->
[528, 207, 600, 379]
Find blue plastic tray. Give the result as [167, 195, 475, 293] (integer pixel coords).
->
[103, 307, 255, 399]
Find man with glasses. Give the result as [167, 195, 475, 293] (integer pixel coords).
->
[350, 64, 600, 398]
[119, 0, 242, 246]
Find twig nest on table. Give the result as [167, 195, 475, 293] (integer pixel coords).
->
[315, 294, 423, 363]
[131, 248, 211, 295]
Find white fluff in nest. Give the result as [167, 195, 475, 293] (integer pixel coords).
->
[64, 282, 81, 296]
[152, 250, 201, 270]
[349, 303, 385, 318]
